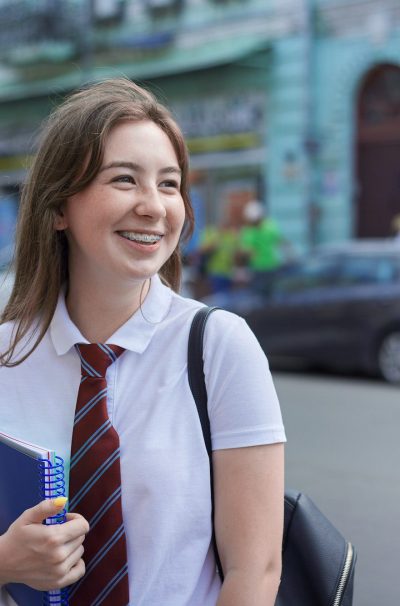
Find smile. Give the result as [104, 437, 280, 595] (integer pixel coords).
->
[118, 231, 163, 244]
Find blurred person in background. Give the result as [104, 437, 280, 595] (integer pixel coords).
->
[0, 78, 285, 606]
[199, 218, 239, 294]
[238, 200, 289, 287]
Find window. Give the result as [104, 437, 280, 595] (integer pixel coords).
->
[337, 256, 399, 285]
[268, 257, 341, 295]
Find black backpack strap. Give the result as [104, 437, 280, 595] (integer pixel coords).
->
[188, 305, 224, 582]
[188, 306, 218, 458]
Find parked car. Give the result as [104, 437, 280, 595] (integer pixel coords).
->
[203, 240, 400, 383]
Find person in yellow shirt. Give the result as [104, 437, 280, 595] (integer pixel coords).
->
[200, 220, 239, 293]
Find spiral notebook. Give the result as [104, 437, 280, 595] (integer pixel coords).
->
[0, 431, 69, 606]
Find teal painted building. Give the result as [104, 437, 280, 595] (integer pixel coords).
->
[0, 0, 399, 254]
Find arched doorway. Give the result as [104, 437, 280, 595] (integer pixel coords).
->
[356, 64, 400, 237]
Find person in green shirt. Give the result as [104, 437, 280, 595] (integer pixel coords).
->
[239, 200, 284, 286]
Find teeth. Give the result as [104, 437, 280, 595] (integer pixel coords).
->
[120, 231, 162, 243]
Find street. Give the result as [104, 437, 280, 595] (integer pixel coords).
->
[273, 369, 400, 605]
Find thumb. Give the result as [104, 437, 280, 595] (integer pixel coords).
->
[21, 496, 68, 525]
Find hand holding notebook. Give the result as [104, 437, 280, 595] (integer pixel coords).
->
[0, 431, 88, 606]
[0, 497, 88, 592]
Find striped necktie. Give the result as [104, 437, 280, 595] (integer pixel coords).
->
[69, 343, 130, 606]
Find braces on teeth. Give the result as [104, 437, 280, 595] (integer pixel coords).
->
[121, 232, 161, 243]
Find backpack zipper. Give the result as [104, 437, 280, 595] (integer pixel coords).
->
[332, 542, 354, 606]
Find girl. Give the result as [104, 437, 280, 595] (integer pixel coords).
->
[0, 78, 285, 606]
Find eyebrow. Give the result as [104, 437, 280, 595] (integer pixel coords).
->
[100, 161, 182, 176]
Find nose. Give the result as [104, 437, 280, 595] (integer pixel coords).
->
[135, 186, 167, 219]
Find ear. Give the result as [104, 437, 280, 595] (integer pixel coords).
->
[54, 208, 68, 231]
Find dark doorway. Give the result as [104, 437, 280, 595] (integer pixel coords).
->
[356, 64, 400, 238]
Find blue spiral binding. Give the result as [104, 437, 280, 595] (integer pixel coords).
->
[38, 456, 69, 605]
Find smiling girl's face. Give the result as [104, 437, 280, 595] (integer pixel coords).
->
[55, 120, 186, 293]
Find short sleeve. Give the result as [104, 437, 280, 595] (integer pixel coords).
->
[203, 310, 286, 450]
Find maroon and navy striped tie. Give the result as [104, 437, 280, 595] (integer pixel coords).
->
[69, 343, 130, 605]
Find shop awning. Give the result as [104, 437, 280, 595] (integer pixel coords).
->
[0, 35, 271, 102]
[102, 34, 271, 79]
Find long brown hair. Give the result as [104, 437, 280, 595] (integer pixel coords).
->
[0, 78, 194, 366]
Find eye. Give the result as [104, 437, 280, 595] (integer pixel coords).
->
[112, 174, 135, 184]
[160, 179, 180, 189]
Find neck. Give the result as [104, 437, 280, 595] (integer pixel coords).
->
[66, 277, 150, 342]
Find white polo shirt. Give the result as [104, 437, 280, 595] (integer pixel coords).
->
[0, 274, 286, 606]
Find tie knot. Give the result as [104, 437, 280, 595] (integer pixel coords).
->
[75, 343, 125, 378]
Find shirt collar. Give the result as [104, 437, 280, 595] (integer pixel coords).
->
[50, 274, 173, 356]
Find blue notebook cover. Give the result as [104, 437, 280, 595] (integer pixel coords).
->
[0, 432, 68, 605]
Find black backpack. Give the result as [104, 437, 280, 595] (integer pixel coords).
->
[188, 306, 356, 606]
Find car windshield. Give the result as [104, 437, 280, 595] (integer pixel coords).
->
[268, 256, 341, 295]
[266, 253, 400, 295]
[338, 255, 399, 285]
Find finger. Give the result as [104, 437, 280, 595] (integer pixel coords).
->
[58, 516, 90, 542]
[20, 497, 68, 526]
[64, 557, 86, 587]
[36, 513, 89, 546]
[63, 544, 85, 574]
[52, 556, 86, 590]
[65, 512, 89, 525]
[63, 534, 86, 556]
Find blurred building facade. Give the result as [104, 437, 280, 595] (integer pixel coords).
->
[0, 0, 399, 254]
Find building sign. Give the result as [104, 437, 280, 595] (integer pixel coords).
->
[171, 92, 266, 151]
[94, 0, 121, 18]
[319, 2, 399, 37]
